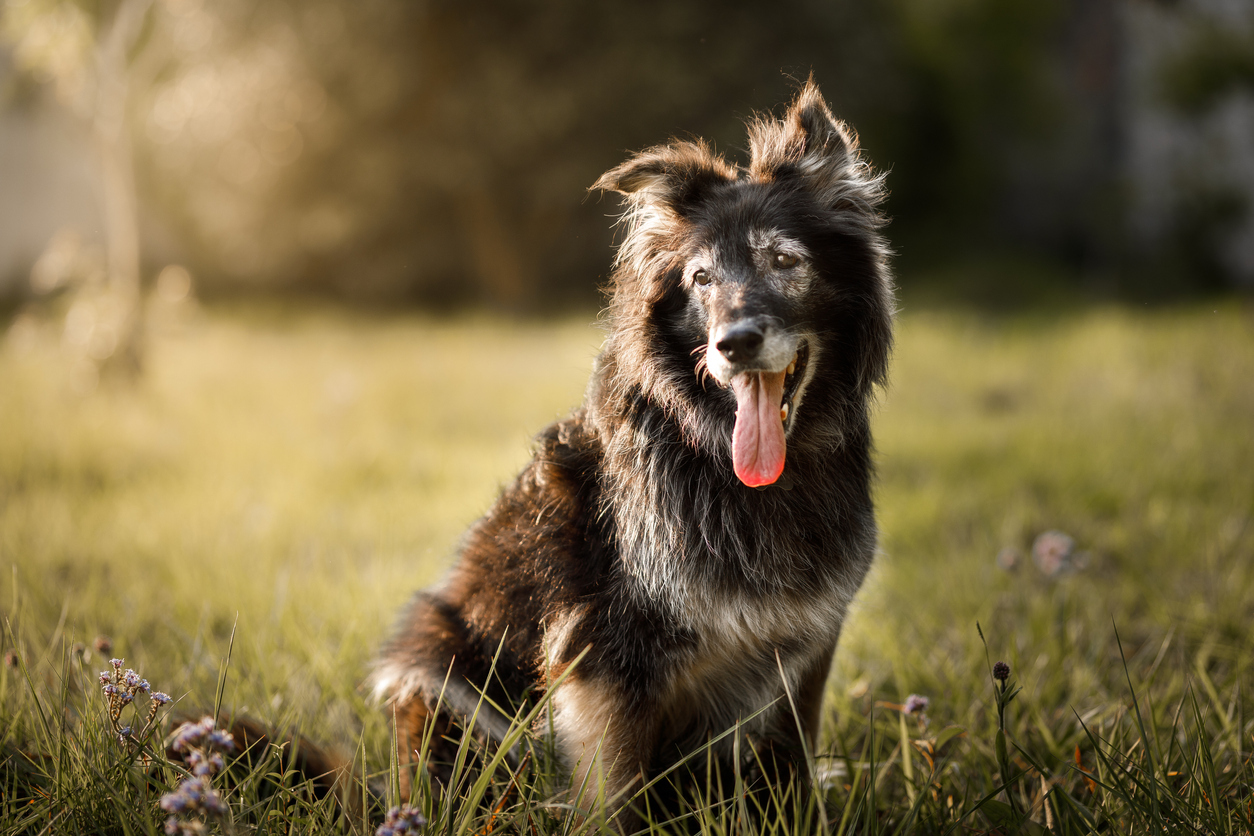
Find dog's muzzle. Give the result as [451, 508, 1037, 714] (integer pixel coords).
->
[704, 319, 808, 488]
[707, 317, 797, 382]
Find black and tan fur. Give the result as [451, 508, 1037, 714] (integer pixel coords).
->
[370, 80, 894, 820]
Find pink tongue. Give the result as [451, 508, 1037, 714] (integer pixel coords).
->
[730, 370, 788, 487]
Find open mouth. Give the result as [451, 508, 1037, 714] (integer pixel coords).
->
[779, 342, 810, 429]
[728, 340, 810, 488]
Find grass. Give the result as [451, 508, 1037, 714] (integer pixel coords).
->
[0, 294, 1251, 833]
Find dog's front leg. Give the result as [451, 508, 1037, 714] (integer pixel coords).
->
[548, 673, 657, 832]
[748, 650, 836, 799]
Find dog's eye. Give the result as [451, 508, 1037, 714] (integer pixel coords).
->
[693, 269, 711, 286]
[773, 253, 800, 269]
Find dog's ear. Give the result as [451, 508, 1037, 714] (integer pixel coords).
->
[749, 79, 881, 212]
[593, 141, 735, 209]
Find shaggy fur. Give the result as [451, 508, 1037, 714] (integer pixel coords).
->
[370, 80, 894, 821]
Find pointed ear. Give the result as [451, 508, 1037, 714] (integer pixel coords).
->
[749, 80, 876, 209]
[593, 141, 736, 209]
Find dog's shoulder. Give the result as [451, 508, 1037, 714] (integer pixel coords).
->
[532, 410, 601, 484]
[454, 411, 608, 603]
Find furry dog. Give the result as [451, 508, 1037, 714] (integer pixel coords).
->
[371, 80, 894, 821]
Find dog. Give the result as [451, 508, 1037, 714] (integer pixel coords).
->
[370, 79, 894, 823]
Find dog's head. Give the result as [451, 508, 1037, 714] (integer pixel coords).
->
[594, 80, 893, 487]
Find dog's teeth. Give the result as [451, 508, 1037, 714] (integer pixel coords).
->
[780, 403, 790, 422]
[787, 358, 797, 376]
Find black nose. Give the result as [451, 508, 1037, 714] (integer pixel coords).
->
[716, 324, 764, 363]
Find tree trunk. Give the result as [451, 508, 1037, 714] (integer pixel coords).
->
[92, 0, 151, 376]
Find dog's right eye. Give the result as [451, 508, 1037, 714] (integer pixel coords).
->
[693, 269, 711, 286]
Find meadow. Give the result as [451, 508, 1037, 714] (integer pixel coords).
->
[1, 293, 1251, 834]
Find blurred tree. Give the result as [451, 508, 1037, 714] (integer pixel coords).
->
[1126, 2, 1254, 291]
[1161, 25, 1254, 114]
[8, 0, 1250, 308]
[873, 0, 1072, 256]
[3, 0, 155, 372]
[132, 0, 895, 309]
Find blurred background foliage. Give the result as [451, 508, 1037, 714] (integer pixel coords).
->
[1, 0, 1253, 315]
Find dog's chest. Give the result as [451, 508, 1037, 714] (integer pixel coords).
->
[603, 442, 869, 732]
[646, 594, 834, 757]
[658, 573, 846, 720]
[614, 476, 851, 601]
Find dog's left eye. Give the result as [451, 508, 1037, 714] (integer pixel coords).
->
[773, 253, 800, 269]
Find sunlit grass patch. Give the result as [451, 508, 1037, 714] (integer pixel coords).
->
[1, 304, 602, 744]
[1, 299, 1252, 832]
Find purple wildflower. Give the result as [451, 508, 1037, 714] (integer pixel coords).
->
[192, 751, 225, 776]
[152, 691, 172, 705]
[171, 717, 216, 753]
[377, 804, 427, 836]
[176, 777, 208, 806]
[111, 658, 123, 669]
[161, 768, 230, 829]
[993, 661, 1011, 682]
[160, 785, 192, 813]
[200, 790, 227, 816]
[1032, 530, 1075, 577]
[171, 719, 231, 772]
[206, 729, 235, 752]
[170, 726, 199, 753]
[163, 717, 237, 830]
[164, 817, 209, 836]
[904, 694, 929, 714]
[189, 751, 211, 776]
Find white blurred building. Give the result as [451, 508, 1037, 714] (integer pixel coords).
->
[0, 46, 105, 296]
